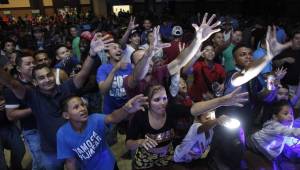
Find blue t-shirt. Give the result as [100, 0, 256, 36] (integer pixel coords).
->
[253, 47, 271, 86]
[57, 114, 115, 170]
[96, 63, 132, 114]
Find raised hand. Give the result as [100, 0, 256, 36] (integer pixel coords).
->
[122, 94, 148, 113]
[192, 13, 221, 42]
[266, 26, 292, 59]
[127, 16, 139, 31]
[89, 33, 114, 56]
[178, 42, 186, 52]
[274, 67, 287, 80]
[222, 87, 248, 107]
[150, 26, 171, 52]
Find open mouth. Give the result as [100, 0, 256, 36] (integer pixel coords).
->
[79, 112, 88, 118]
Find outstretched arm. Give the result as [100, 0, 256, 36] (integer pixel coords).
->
[105, 94, 148, 124]
[119, 16, 139, 49]
[190, 87, 248, 116]
[98, 61, 122, 94]
[168, 13, 221, 75]
[0, 69, 26, 100]
[73, 33, 113, 89]
[231, 26, 292, 87]
[127, 26, 170, 88]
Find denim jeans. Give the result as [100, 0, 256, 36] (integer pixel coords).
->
[0, 124, 25, 170]
[23, 129, 43, 170]
[40, 151, 64, 170]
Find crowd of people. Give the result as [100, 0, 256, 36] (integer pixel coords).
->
[0, 9, 300, 170]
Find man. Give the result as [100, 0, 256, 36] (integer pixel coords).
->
[221, 29, 243, 72]
[119, 16, 140, 63]
[0, 84, 25, 170]
[0, 38, 16, 67]
[0, 33, 112, 170]
[4, 52, 43, 169]
[140, 19, 153, 45]
[29, 27, 52, 52]
[273, 29, 300, 107]
[212, 26, 291, 169]
[163, 25, 184, 64]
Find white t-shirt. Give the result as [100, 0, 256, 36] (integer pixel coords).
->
[174, 122, 213, 162]
[122, 44, 135, 63]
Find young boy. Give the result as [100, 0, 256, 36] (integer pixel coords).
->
[54, 45, 81, 75]
[174, 111, 230, 163]
[248, 100, 300, 167]
[56, 94, 147, 170]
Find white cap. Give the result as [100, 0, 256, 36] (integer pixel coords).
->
[172, 26, 183, 36]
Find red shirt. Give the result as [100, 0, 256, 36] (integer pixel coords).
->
[124, 65, 170, 98]
[163, 40, 181, 64]
[190, 61, 226, 102]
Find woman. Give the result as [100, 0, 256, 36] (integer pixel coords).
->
[190, 43, 226, 102]
[126, 84, 248, 169]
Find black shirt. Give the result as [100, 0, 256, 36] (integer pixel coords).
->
[275, 49, 300, 85]
[126, 103, 191, 147]
[4, 79, 37, 131]
[24, 79, 78, 153]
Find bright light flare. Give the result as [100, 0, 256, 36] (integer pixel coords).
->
[223, 118, 240, 129]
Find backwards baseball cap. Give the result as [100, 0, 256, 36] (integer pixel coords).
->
[129, 29, 140, 38]
[172, 26, 183, 36]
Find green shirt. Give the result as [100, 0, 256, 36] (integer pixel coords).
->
[72, 36, 81, 61]
[222, 43, 235, 72]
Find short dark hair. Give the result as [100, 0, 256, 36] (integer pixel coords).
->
[291, 28, 300, 38]
[271, 100, 290, 116]
[1, 38, 15, 49]
[34, 50, 48, 58]
[55, 44, 68, 54]
[61, 95, 79, 112]
[15, 51, 34, 67]
[32, 64, 50, 79]
[232, 43, 252, 58]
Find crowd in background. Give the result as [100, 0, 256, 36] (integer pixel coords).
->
[0, 9, 300, 170]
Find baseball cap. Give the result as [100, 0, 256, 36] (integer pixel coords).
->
[129, 29, 140, 38]
[172, 26, 183, 36]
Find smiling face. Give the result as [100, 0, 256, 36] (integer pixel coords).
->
[63, 97, 89, 123]
[129, 33, 141, 46]
[202, 45, 215, 61]
[149, 86, 168, 115]
[34, 67, 56, 92]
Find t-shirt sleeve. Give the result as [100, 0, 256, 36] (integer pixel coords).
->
[96, 65, 108, 84]
[57, 128, 76, 160]
[152, 65, 169, 83]
[167, 102, 192, 119]
[62, 79, 79, 94]
[92, 113, 108, 132]
[126, 111, 144, 141]
[3, 88, 21, 109]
